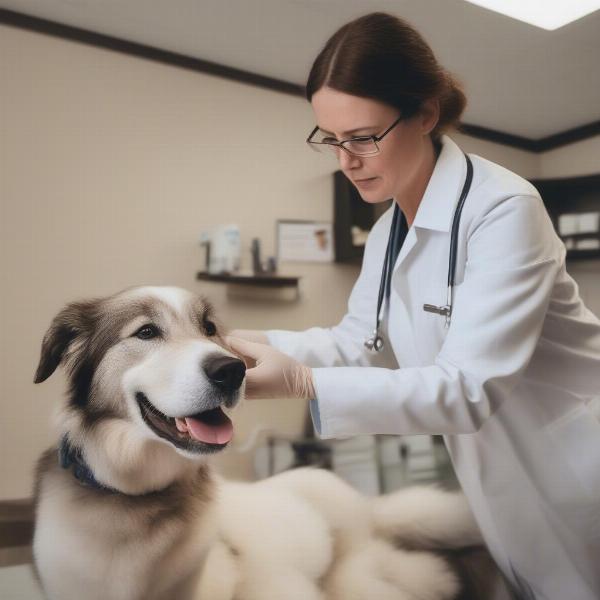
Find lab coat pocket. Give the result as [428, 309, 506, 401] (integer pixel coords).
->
[545, 402, 600, 499]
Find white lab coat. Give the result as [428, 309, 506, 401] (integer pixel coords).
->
[266, 136, 600, 599]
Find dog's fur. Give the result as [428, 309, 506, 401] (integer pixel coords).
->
[32, 286, 500, 600]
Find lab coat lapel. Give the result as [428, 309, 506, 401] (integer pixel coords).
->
[412, 135, 468, 234]
[391, 135, 467, 274]
[393, 227, 418, 270]
[389, 136, 469, 365]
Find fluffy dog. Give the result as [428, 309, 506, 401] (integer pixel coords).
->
[32, 286, 499, 600]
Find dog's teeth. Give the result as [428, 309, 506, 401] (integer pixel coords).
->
[175, 418, 189, 433]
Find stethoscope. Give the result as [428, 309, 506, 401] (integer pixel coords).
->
[365, 152, 474, 352]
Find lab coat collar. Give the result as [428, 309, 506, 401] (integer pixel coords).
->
[411, 135, 468, 233]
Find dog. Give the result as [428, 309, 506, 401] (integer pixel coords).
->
[32, 285, 501, 600]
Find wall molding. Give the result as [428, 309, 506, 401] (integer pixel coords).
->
[2, 8, 599, 154]
[0, 8, 304, 98]
[460, 122, 600, 153]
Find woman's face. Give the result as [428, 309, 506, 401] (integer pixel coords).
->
[310, 87, 438, 204]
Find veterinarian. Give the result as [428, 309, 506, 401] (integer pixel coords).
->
[228, 12, 600, 600]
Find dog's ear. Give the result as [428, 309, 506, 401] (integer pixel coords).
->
[34, 299, 99, 384]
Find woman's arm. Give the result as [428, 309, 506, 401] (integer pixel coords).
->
[311, 194, 562, 437]
[265, 209, 398, 370]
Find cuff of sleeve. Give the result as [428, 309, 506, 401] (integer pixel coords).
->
[310, 367, 395, 439]
[309, 398, 322, 437]
[311, 368, 344, 439]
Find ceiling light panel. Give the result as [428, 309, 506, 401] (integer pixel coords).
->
[465, 0, 600, 30]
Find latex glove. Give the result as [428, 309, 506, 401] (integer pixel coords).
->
[225, 336, 315, 400]
[228, 329, 269, 345]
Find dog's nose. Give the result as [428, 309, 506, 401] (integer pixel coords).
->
[203, 356, 246, 392]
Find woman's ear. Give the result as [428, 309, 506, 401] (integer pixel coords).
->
[34, 299, 99, 384]
[419, 98, 440, 136]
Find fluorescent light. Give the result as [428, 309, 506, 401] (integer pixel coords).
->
[464, 0, 600, 30]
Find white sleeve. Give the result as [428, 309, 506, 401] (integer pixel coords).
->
[310, 195, 562, 438]
[266, 211, 398, 371]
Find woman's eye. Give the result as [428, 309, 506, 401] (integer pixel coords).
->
[134, 324, 160, 340]
[204, 320, 217, 337]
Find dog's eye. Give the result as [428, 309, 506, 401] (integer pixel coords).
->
[204, 320, 217, 337]
[134, 324, 160, 340]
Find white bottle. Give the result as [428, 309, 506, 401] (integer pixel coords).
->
[209, 224, 240, 274]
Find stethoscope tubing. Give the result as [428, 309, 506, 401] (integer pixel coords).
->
[443, 152, 473, 325]
[448, 153, 474, 289]
[366, 151, 473, 351]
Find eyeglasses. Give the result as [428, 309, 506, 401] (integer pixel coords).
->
[306, 115, 403, 157]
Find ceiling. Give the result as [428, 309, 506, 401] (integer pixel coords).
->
[1, 0, 600, 140]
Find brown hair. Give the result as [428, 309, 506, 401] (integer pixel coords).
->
[306, 12, 466, 140]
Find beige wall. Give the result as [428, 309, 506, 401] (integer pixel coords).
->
[538, 134, 600, 178]
[0, 24, 353, 499]
[453, 132, 540, 179]
[454, 132, 600, 180]
[1, 25, 598, 500]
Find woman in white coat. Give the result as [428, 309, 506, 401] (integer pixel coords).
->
[228, 12, 600, 599]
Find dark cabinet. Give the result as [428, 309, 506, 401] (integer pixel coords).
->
[532, 173, 600, 260]
[333, 170, 391, 263]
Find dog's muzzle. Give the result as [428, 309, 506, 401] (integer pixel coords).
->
[135, 356, 246, 454]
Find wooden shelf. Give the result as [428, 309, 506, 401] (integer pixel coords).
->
[196, 271, 300, 288]
[532, 173, 600, 262]
[0, 499, 34, 550]
[560, 234, 600, 260]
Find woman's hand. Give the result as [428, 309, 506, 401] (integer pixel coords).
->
[225, 337, 315, 400]
[228, 329, 269, 345]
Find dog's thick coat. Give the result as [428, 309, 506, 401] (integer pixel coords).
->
[33, 286, 499, 600]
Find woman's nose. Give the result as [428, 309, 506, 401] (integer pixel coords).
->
[338, 149, 361, 170]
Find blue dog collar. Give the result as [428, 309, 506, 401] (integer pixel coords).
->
[58, 435, 118, 494]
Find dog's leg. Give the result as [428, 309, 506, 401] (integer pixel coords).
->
[195, 541, 238, 600]
[326, 539, 460, 600]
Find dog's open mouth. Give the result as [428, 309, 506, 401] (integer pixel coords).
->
[135, 392, 233, 453]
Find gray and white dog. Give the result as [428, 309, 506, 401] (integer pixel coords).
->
[32, 285, 500, 600]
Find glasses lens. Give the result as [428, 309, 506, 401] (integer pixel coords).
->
[308, 141, 338, 154]
[307, 129, 380, 157]
[307, 130, 340, 152]
[342, 138, 379, 156]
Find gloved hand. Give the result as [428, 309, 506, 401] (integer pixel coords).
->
[228, 329, 269, 345]
[225, 337, 315, 400]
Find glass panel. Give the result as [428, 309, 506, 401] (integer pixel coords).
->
[310, 129, 339, 145]
[308, 141, 338, 154]
[343, 138, 379, 155]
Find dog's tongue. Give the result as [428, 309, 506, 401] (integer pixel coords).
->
[184, 414, 233, 445]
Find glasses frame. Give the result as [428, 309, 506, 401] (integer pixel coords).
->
[306, 115, 404, 157]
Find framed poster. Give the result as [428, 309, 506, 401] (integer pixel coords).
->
[276, 220, 334, 263]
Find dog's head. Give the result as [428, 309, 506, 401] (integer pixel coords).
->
[35, 286, 245, 472]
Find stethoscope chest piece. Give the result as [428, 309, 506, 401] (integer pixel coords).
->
[364, 330, 385, 352]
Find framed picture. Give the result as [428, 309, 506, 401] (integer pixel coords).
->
[276, 220, 334, 263]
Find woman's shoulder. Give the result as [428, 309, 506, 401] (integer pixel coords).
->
[468, 153, 540, 201]
[462, 153, 550, 229]
[461, 152, 563, 262]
